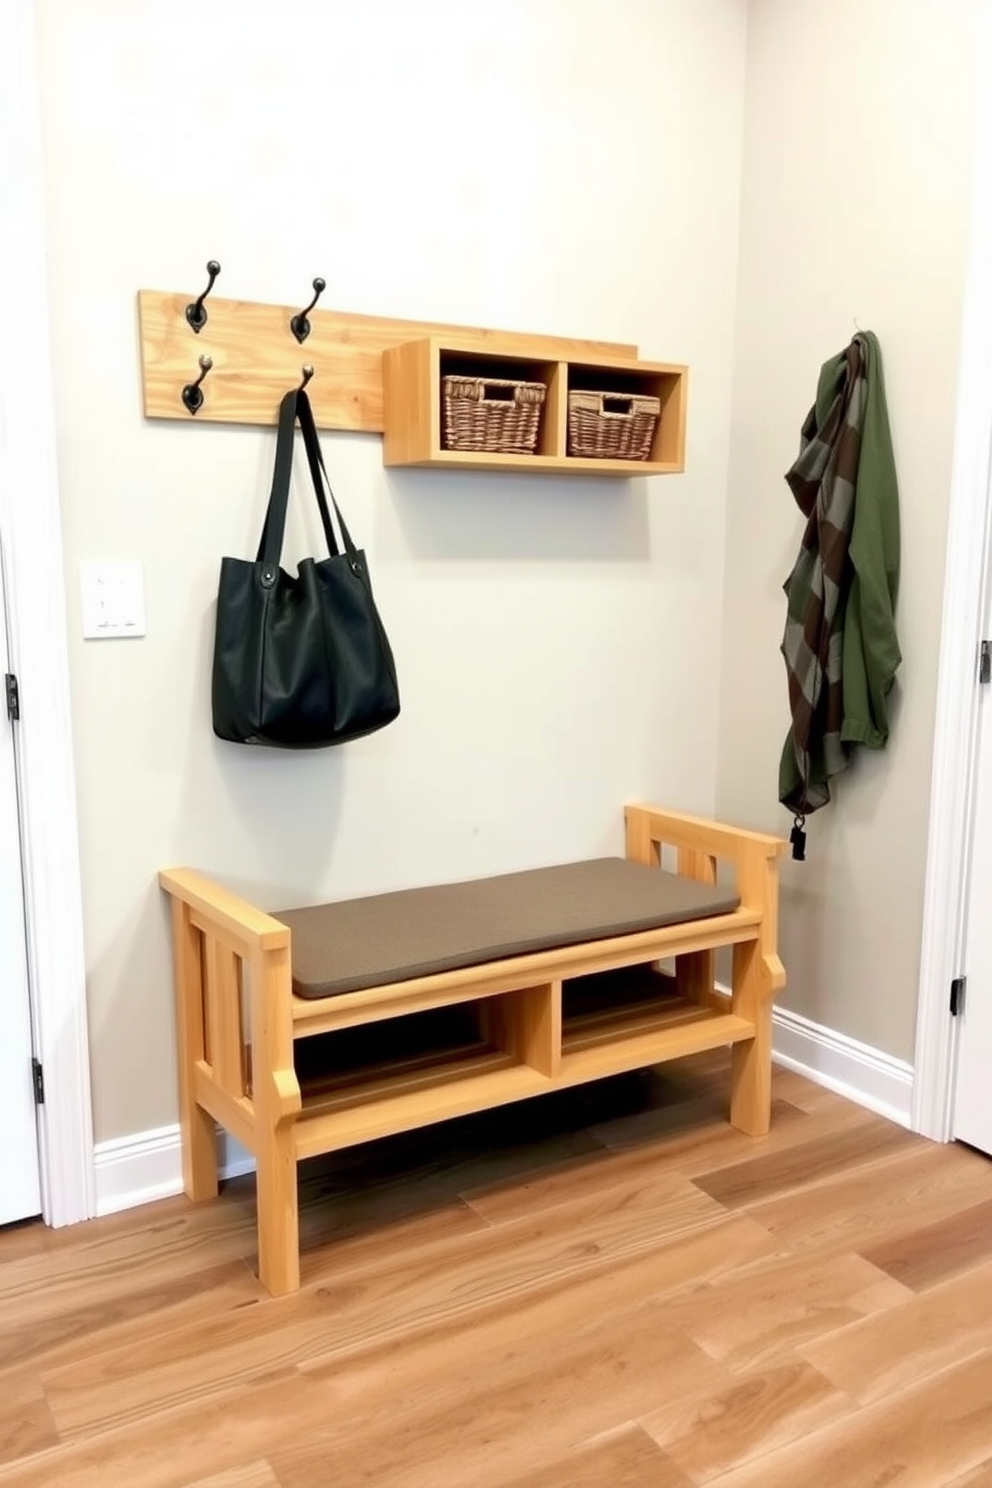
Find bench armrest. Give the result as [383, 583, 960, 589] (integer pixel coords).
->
[159, 867, 289, 955]
[625, 804, 786, 997]
[624, 804, 787, 868]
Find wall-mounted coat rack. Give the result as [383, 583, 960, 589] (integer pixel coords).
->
[137, 268, 636, 435]
[138, 264, 689, 475]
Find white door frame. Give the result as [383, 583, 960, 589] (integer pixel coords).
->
[913, 44, 992, 1142]
[0, 546, 42, 1224]
[0, 0, 94, 1225]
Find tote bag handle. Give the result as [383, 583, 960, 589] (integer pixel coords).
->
[295, 391, 360, 558]
[256, 390, 356, 571]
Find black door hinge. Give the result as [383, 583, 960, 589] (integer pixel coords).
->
[950, 975, 966, 1017]
[31, 1057, 44, 1105]
[981, 642, 992, 684]
[4, 672, 18, 721]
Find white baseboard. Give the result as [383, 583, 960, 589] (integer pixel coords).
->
[93, 1125, 255, 1218]
[93, 1008, 916, 1217]
[770, 1005, 914, 1127]
[701, 982, 915, 1128]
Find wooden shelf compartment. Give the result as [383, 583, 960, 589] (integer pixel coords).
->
[559, 965, 753, 1082]
[294, 1061, 550, 1159]
[566, 358, 687, 470]
[292, 983, 560, 1156]
[382, 336, 687, 476]
[438, 350, 565, 460]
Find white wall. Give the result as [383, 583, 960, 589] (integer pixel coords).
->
[717, 0, 986, 1061]
[34, 0, 749, 1142]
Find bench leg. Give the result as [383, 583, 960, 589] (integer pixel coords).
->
[182, 1101, 221, 1203]
[171, 899, 219, 1201]
[255, 1128, 300, 1297]
[730, 1007, 773, 1136]
[729, 938, 772, 1136]
[248, 941, 302, 1297]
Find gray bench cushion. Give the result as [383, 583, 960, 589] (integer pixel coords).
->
[275, 857, 739, 1001]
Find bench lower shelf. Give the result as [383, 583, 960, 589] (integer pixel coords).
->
[292, 997, 754, 1159]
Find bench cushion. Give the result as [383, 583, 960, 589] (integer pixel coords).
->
[275, 857, 739, 1001]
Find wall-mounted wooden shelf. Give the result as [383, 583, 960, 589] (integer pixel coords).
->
[383, 336, 687, 477]
[137, 285, 687, 476]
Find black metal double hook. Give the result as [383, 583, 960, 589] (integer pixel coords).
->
[185, 260, 221, 333]
[290, 278, 326, 344]
[181, 354, 212, 415]
[182, 358, 310, 415]
[178, 267, 322, 413]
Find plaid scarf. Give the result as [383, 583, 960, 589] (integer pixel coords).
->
[779, 338, 867, 819]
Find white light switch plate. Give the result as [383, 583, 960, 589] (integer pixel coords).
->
[80, 561, 146, 639]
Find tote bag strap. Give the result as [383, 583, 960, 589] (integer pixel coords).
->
[256, 390, 340, 567]
[295, 390, 360, 558]
[257, 390, 302, 567]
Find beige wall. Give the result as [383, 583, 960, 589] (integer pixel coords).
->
[38, 0, 979, 1142]
[717, 0, 986, 1060]
[34, 0, 749, 1142]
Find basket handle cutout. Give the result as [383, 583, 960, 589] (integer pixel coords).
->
[602, 396, 634, 416]
[482, 383, 517, 402]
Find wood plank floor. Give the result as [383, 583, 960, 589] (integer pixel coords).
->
[1, 1052, 991, 1487]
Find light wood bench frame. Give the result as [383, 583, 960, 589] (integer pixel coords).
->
[159, 804, 787, 1296]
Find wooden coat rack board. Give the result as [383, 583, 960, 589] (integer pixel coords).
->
[137, 273, 688, 476]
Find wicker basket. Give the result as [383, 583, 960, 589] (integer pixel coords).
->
[442, 375, 546, 454]
[567, 389, 661, 461]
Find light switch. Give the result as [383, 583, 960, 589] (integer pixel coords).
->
[80, 561, 146, 640]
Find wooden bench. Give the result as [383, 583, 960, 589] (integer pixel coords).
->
[159, 804, 787, 1296]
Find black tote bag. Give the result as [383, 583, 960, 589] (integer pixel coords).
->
[211, 389, 400, 748]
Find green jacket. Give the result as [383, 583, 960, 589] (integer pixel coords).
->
[840, 331, 901, 748]
[778, 331, 901, 815]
